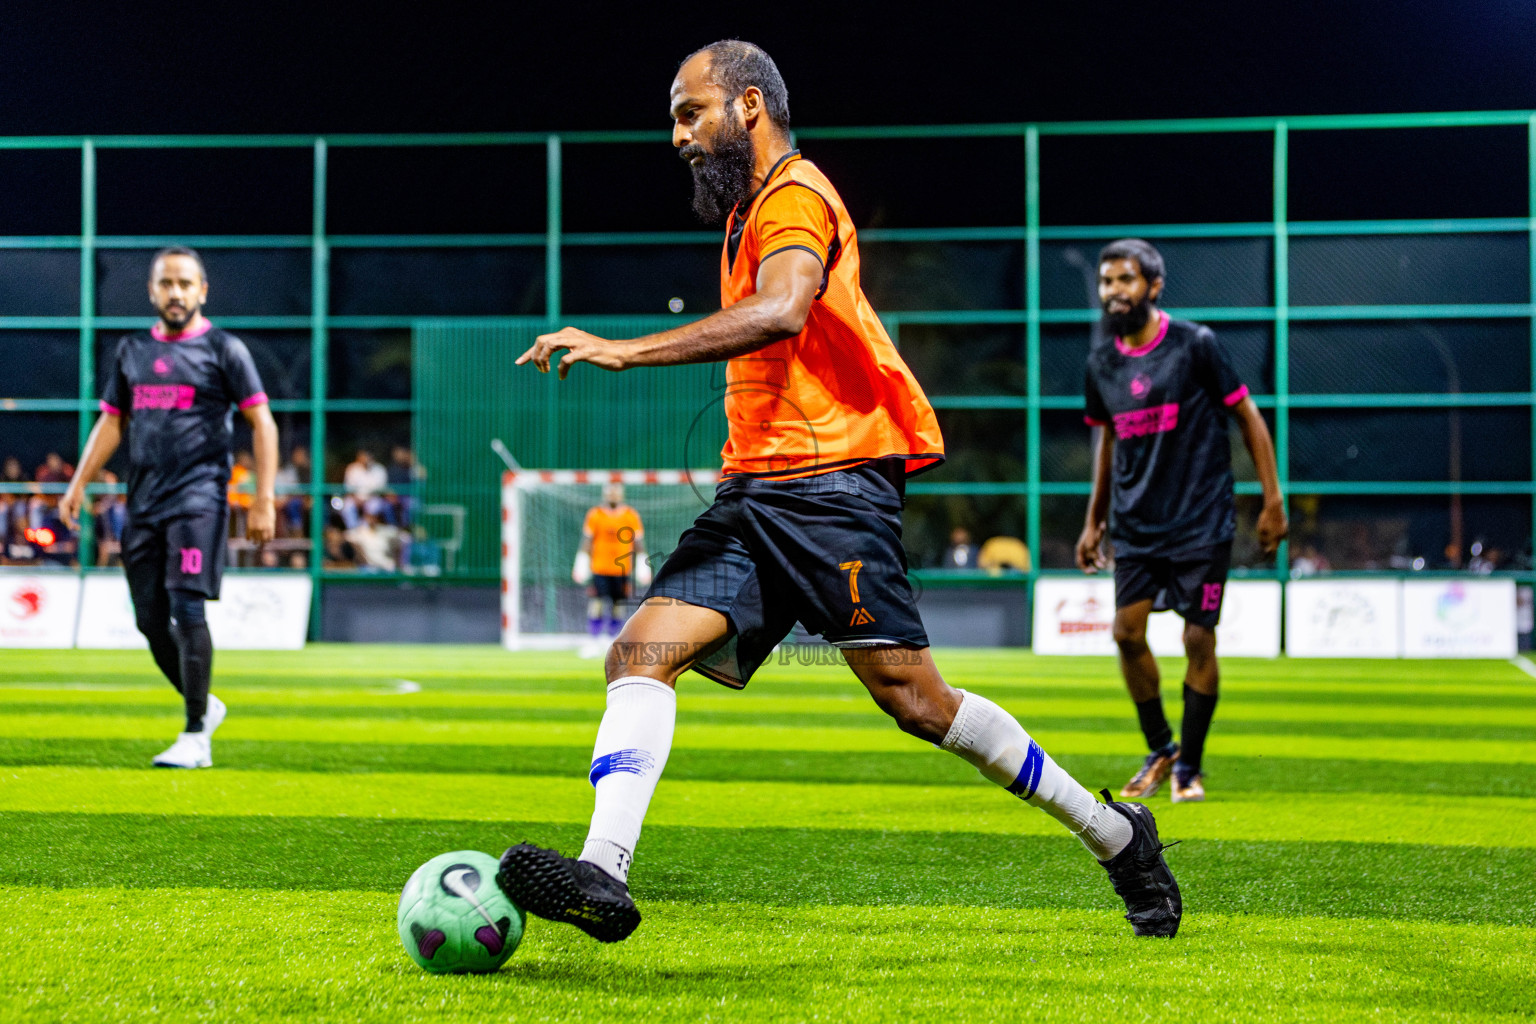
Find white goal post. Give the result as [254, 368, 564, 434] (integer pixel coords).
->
[500, 469, 719, 650]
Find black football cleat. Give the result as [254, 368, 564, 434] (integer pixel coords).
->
[1097, 790, 1183, 938]
[496, 843, 641, 943]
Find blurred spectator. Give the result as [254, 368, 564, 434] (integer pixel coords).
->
[344, 449, 388, 501]
[0, 459, 16, 564]
[387, 445, 423, 527]
[342, 449, 388, 529]
[276, 446, 312, 537]
[1468, 540, 1502, 575]
[1291, 543, 1331, 577]
[34, 452, 74, 485]
[346, 510, 402, 571]
[387, 445, 421, 487]
[93, 470, 127, 566]
[228, 450, 256, 537]
[323, 524, 357, 568]
[978, 535, 1031, 574]
[942, 527, 981, 569]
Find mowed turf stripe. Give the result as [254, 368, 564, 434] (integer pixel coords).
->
[3, 814, 1535, 927]
[4, 765, 1533, 847]
[6, 737, 1536, 798]
[1, 643, 1526, 685]
[5, 684, 1534, 721]
[2, 890, 1532, 1024]
[8, 703, 1533, 744]
[5, 711, 1536, 764]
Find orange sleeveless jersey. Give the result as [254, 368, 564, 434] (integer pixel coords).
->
[718, 153, 945, 479]
[584, 504, 643, 576]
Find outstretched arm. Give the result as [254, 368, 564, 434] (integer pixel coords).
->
[517, 249, 824, 379]
[59, 413, 123, 531]
[1232, 396, 1288, 554]
[1075, 426, 1115, 572]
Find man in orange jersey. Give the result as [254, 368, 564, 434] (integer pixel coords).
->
[573, 482, 651, 645]
[493, 40, 1180, 947]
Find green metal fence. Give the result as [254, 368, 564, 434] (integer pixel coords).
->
[1, 110, 1534, 634]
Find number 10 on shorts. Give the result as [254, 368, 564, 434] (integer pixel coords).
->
[180, 547, 202, 575]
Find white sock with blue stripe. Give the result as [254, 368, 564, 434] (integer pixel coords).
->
[579, 675, 677, 883]
[940, 690, 1132, 861]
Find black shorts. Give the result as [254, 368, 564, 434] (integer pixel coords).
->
[122, 507, 229, 602]
[648, 461, 928, 689]
[590, 573, 631, 602]
[1114, 541, 1231, 629]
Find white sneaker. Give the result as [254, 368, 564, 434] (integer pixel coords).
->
[204, 694, 227, 735]
[153, 731, 212, 769]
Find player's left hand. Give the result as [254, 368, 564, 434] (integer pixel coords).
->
[1257, 499, 1289, 555]
[516, 327, 626, 380]
[247, 500, 276, 546]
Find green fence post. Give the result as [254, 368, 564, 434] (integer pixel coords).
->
[1529, 114, 1536, 551]
[1025, 126, 1042, 572]
[308, 138, 329, 638]
[545, 134, 563, 469]
[78, 139, 97, 569]
[1272, 121, 1291, 580]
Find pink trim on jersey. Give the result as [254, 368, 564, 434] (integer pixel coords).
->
[151, 315, 212, 342]
[1084, 415, 1108, 427]
[1224, 384, 1250, 407]
[238, 391, 269, 410]
[1114, 310, 1170, 358]
[99, 400, 122, 415]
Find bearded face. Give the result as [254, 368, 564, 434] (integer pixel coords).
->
[1101, 291, 1156, 337]
[679, 105, 758, 224]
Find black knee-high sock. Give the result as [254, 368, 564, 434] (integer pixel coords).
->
[1179, 684, 1219, 774]
[169, 589, 213, 732]
[1135, 696, 1174, 752]
[134, 595, 184, 695]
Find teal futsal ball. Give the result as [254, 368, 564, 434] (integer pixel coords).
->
[398, 851, 527, 973]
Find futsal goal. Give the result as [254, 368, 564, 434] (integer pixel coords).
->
[500, 469, 718, 649]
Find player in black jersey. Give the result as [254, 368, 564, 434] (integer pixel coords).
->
[61, 247, 278, 769]
[1077, 239, 1287, 803]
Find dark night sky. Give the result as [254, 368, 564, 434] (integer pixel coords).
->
[3, 2, 1535, 135]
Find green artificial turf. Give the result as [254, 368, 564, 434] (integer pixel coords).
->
[0, 644, 1532, 1022]
[4, 889, 1534, 1024]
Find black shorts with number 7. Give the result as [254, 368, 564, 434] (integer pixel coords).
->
[646, 461, 929, 689]
[1113, 540, 1232, 629]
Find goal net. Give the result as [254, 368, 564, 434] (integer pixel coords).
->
[500, 469, 719, 649]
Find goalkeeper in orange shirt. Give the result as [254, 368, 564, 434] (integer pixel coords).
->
[574, 482, 650, 643]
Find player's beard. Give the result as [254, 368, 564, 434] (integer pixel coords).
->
[1101, 296, 1154, 338]
[158, 300, 199, 330]
[683, 113, 757, 224]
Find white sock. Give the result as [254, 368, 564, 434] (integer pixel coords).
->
[578, 675, 676, 883]
[940, 690, 1132, 861]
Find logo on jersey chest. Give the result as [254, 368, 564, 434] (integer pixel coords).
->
[132, 384, 196, 410]
[1112, 402, 1179, 439]
[1129, 373, 1152, 398]
[153, 357, 171, 375]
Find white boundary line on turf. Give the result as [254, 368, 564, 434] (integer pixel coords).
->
[1511, 656, 1536, 680]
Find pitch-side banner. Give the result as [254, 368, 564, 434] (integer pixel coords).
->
[1032, 578, 1281, 657]
[1400, 579, 1516, 658]
[0, 572, 82, 648]
[1147, 580, 1282, 658]
[77, 572, 311, 650]
[1284, 579, 1401, 658]
[1031, 578, 1118, 655]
